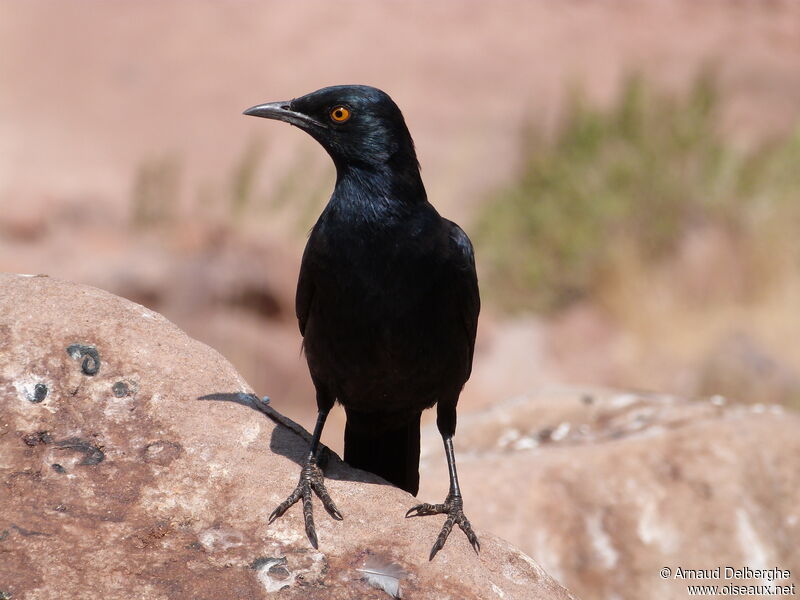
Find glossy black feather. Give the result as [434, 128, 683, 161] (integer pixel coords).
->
[261, 85, 479, 494]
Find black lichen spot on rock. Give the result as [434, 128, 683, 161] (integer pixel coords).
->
[0, 529, 9, 542]
[250, 557, 293, 591]
[51, 463, 66, 474]
[29, 383, 48, 403]
[66, 343, 100, 376]
[55, 437, 105, 466]
[141, 441, 182, 466]
[112, 381, 129, 397]
[250, 557, 272, 570]
[251, 557, 289, 577]
[22, 431, 52, 447]
[268, 562, 292, 580]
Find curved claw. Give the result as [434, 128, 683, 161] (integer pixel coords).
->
[406, 493, 481, 560]
[458, 516, 481, 555]
[268, 487, 302, 523]
[267, 460, 343, 549]
[301, 482, 317, 548]
[429, 513, 457, 561]
[405, 502, 445, 518]
[312, 479, 344, 521]
[268, 506, 285, 524]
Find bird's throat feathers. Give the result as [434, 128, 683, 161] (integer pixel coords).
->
[330, 161, 428, 222]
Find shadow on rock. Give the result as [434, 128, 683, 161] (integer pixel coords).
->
[197, 392, 383, 485]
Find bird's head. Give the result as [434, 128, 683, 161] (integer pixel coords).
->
[244, 85, 419, 173]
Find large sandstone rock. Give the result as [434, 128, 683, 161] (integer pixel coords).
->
[0, 273, 574, 600]
[419, 387, 800, 600]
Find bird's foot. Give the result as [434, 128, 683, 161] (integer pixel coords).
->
[268, 459, 343, 548]
[405, 492, 480, 560]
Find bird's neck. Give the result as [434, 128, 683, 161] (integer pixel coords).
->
[332, 162, 427, 217]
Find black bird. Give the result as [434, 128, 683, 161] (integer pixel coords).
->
[244, 85, 480, 560]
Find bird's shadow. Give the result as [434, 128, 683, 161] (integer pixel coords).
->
[197, 392, 385, 485]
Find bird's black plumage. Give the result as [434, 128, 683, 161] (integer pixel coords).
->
[244, 85, 480, 559]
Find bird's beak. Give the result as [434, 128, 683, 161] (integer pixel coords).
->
[243, 101, 324, 131]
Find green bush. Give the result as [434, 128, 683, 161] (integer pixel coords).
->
[476, 74, 800, 312]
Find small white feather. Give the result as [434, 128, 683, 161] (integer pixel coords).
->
[357, 557, 408, 599]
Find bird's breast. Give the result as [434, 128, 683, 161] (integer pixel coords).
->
[300, 205, 474, 413]
[303, 221, 455, 376]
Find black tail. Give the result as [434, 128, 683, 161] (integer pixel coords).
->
[344, 410, 421, 496]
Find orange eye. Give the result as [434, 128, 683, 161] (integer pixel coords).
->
[330, 106, 351, 123]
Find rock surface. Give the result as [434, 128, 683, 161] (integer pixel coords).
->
[697, 331, 800, 406]
[0, 273, 575, 600]
[419, 387, 800, 600]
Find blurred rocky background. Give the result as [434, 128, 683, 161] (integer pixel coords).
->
[2, 1, 800, 598]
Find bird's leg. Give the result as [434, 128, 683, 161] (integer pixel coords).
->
[268, 409, 342, 548]
[405, 435, 480, 560]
